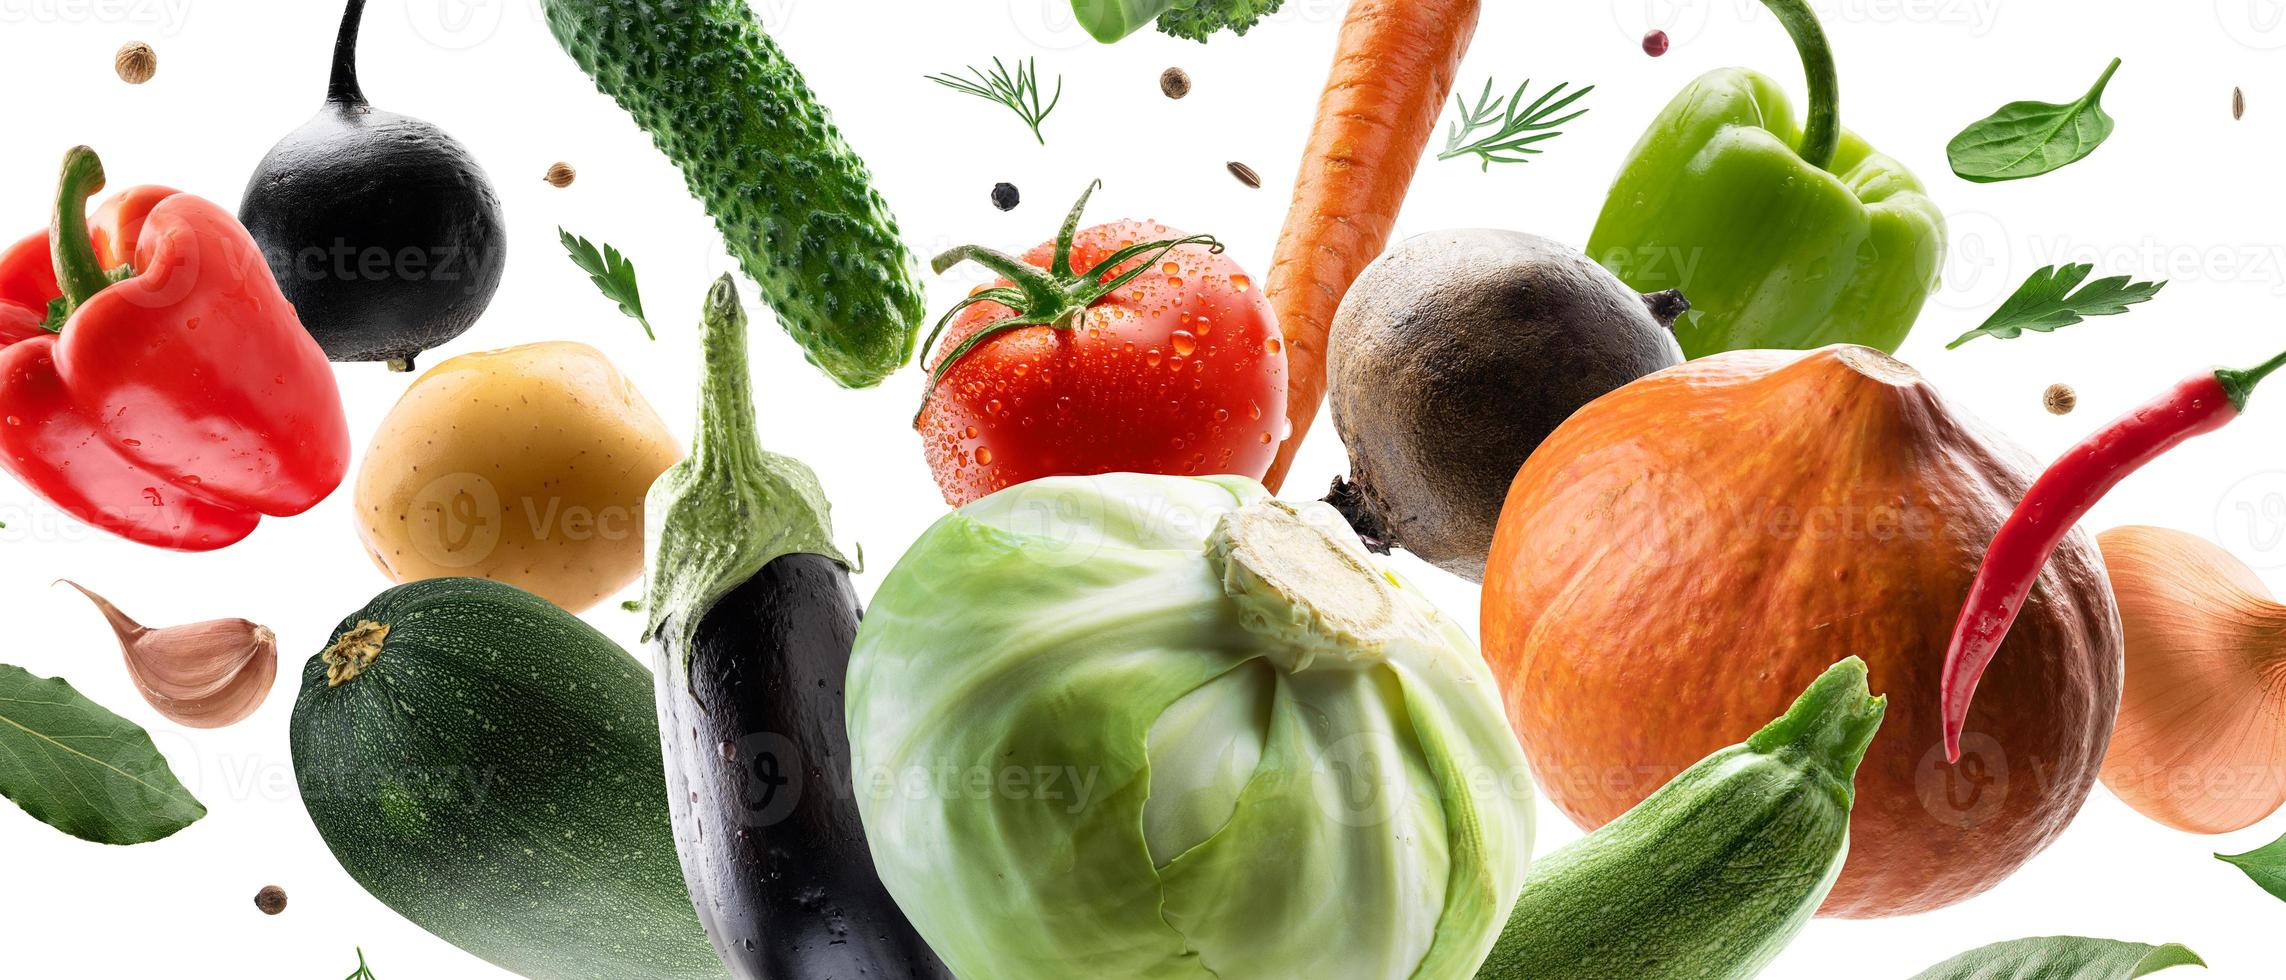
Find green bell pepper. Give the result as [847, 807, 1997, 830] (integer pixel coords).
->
[1586, 0, 1945, 359]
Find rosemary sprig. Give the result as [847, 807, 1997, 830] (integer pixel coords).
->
[927, 57, 1062, 145]
[1438, 78, 1593, 171]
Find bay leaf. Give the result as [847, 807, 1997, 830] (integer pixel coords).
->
[0, 663, 205, 844]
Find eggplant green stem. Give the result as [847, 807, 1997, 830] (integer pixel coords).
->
[2217, 347, 2286, 413]
[1759, 0, 1841, 171]
[51, 146, 113, 316]
[915, 180, 1224, 422]
[642, 275, 849, 673]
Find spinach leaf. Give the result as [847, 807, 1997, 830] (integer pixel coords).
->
[0, 663, 205, 844]
[2218, 832, 2286, 902]
[1910, 937, 2204, 979]
[1948, 263, 2164, 348]
[1947, 58, 2122, 182]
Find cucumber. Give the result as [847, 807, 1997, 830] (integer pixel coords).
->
[1479, 658, 1885, 980]
[290, 578, 726, 980]
[540, 0, 923, 389]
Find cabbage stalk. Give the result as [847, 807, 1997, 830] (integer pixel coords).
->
[850, 474, 1535, 979]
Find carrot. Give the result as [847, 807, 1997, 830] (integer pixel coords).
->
[1260, 0, 1483, 493]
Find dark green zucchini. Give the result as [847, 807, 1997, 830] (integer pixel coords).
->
[289, 578, 725, 980]
[642, 275, 949, 979]
[1479, 657, 1886, 980]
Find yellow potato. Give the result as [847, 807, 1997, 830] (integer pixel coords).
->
[355, 342, 682, 612]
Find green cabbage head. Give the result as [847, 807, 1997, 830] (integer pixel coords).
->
[850, 474, 1534, 979]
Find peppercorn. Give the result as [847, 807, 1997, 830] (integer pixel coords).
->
[991, 183, 1020, 211]
[115, 42, 157, 85]
[1643, 30, 1670, 58]
[2043, 383, 2077, 416]
[545, 162, 577, 188]
[1227, 162, 1262, 189]
[254, 885, 288, 916]
[1160, 67, 1192, 100]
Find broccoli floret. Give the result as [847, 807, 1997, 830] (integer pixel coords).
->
[1153, 0, 1286, 42]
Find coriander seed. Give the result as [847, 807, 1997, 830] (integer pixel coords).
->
[115, 42, 157, 85]
[2044, 383, 2077, 416]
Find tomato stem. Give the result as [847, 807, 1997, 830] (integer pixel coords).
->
[914, 181, 1225, 424]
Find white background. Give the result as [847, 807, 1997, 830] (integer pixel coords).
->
[1, 0, 2282, 976]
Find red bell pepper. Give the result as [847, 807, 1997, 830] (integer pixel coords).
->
[0, 146, 349, 551]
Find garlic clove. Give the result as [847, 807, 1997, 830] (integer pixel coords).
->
[62, 581, 279, 729]
[2095, 528, 2286, 835]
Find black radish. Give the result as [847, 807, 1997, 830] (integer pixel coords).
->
[240, 0, 506, 371]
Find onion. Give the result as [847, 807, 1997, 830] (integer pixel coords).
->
[2095, 526, 2286, 834]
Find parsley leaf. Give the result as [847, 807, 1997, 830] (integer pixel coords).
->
[559, 228, 655, 340]
[1948, 263, 2165, 349]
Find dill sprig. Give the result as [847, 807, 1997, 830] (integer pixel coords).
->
[927, 57, 1063, 145]
[344, 948, 379, 980]
[1439, 78, 1593, 171]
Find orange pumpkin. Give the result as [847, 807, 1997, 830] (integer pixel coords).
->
[1481, 345, 2121, 918]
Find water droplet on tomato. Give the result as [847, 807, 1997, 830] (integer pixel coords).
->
[964, 425, 978, 439]
[1171, 331, 1198, 356]
[1012, 363, 1029, 377]
[2, 416, 17, 427]
[1248, 402, 1263, 421]
[976, 447, 995, 466]
[1265, 337, 1284, 355]
[1162, 262, 1180, 276]
[1146, 348, 1163, 367]
[1231, 275, 1251, 292]
[987, 399, 1004, 415]
[1258, 432, 1273, 445]
[1195, 316, 1212, 336]
[1213, 408, 1231, 423]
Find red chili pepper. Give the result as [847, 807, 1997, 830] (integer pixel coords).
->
[0, 147, 349, 551]
[1938, 350, 2286, 761]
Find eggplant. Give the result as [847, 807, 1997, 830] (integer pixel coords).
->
[240, 0, 507, 371]
[644, 276, 950, 980]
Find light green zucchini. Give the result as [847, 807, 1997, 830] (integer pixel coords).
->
[1479, 657, 1885, 979]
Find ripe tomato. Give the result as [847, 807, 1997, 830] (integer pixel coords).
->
[919, 205, 1287, 507]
